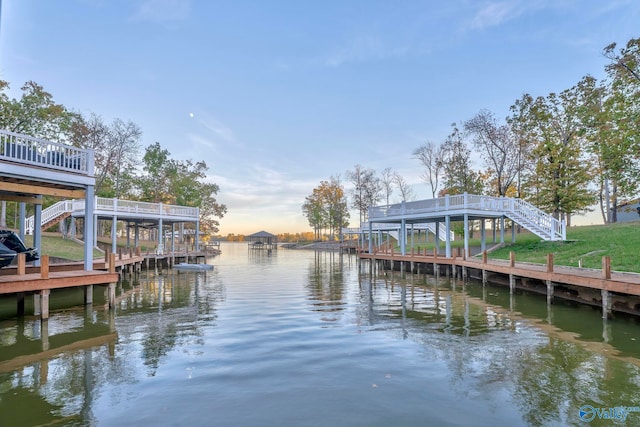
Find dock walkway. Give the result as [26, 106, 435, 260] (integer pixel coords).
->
[358, 248, 640, 317]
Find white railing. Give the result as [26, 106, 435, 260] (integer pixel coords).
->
[0, 129, 94, 176]
[25, 200, 74, 234]
[341, 221, 454, 241]
[368, 193, 565, 241]
[26, 197, 199, 234]
[74, 197, 199, 219]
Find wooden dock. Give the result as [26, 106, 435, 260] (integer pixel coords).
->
[358, 247, 640, 318]
[0, 251, 142, 320]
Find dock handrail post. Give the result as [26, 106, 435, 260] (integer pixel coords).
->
[17, 253, 26, 275]
[509, 251, 515, 267]
[109, 253, 116, 273]
[546, 253, 554, 273]
[602, 256, 611, 279]
[40, 255, 49, 279]
[482, 250, 487, 264]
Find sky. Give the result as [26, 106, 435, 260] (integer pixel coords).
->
[1, 0, 639, 234]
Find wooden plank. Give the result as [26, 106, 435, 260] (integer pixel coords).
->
[0, 271, 120, 294]
[0, 181, 85, 198]
[0, 193, 43, 204]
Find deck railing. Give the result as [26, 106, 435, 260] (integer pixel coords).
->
[368, 193, 566, 241]
[25, 197, 199, 234]
[0, 129, 94, 176]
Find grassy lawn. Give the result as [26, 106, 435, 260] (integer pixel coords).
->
[393, 221, 640, 273]
[23, 234, 103, 261]
[488, 221, 640, 272]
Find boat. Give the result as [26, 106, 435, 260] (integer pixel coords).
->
[173, 263, 214, 271]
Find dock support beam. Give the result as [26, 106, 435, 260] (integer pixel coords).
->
[40, 289, 50, 320]
[84, 186, 95, 271]
[546, 280, 554, 305]
[601, 290, 612, 319]
[84, 285, 93, 305]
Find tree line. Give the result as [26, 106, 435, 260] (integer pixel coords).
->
[304, 37, 640, 235]
[0, 80, 227, 234]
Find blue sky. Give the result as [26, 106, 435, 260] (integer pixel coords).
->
[1, 1, 639, 234]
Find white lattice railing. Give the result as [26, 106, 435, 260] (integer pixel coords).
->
[0, 129, 94, 175]
[368, 193, 565, 241]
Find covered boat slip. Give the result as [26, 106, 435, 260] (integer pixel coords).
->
[0, 129, 96, 270]
[0, 130, 184, 319]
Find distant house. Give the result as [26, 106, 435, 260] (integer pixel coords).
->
[613, 199, 640, 222]
[247, 230, 278, 250]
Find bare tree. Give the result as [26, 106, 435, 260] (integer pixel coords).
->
[413, 141, 446, 198]
[380, 167, 394, 205]
[71, 114, 141, 196]
[393, 172, 415, 202]
[464, 109, 522, 197]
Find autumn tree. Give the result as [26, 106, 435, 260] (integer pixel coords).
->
[302, 177, 349, 240]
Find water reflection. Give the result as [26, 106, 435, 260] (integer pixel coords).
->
[0, 268, 224, 426]
[306, 251, 347, 322]
[358, 262, 640, 426]
[0, 248, 638, 427]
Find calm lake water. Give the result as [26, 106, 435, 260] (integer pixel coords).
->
[0, 242, 639, 427]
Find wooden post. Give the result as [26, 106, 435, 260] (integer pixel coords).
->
[109, 253, 116, 274]
[433, 248, 437, 258]
[601, 289, 612, 318]
[546, 253, 554, 273]
[41, 289, 50, 320]
[509, 274, 516, 294]
[602, 256, 611, 279]
[546, 280, 554, 305]
[119, 248, 123, 260]
[17, 253, 26, 275]
[509, 251, 515, 268]
[482, 250, 487, 264]
[84, 284, 93, 305]
[108, 283, 116, 309]
[17, 292, 25, 316]
[40, 255, 49, 279]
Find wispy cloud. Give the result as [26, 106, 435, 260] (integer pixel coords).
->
[323, 35, 410, 67]
[132, 0, 191, 24]
[469, 1, 521, 30]
[196, 113, 236, 143]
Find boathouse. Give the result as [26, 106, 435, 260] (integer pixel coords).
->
[247, 230, 277, 251]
